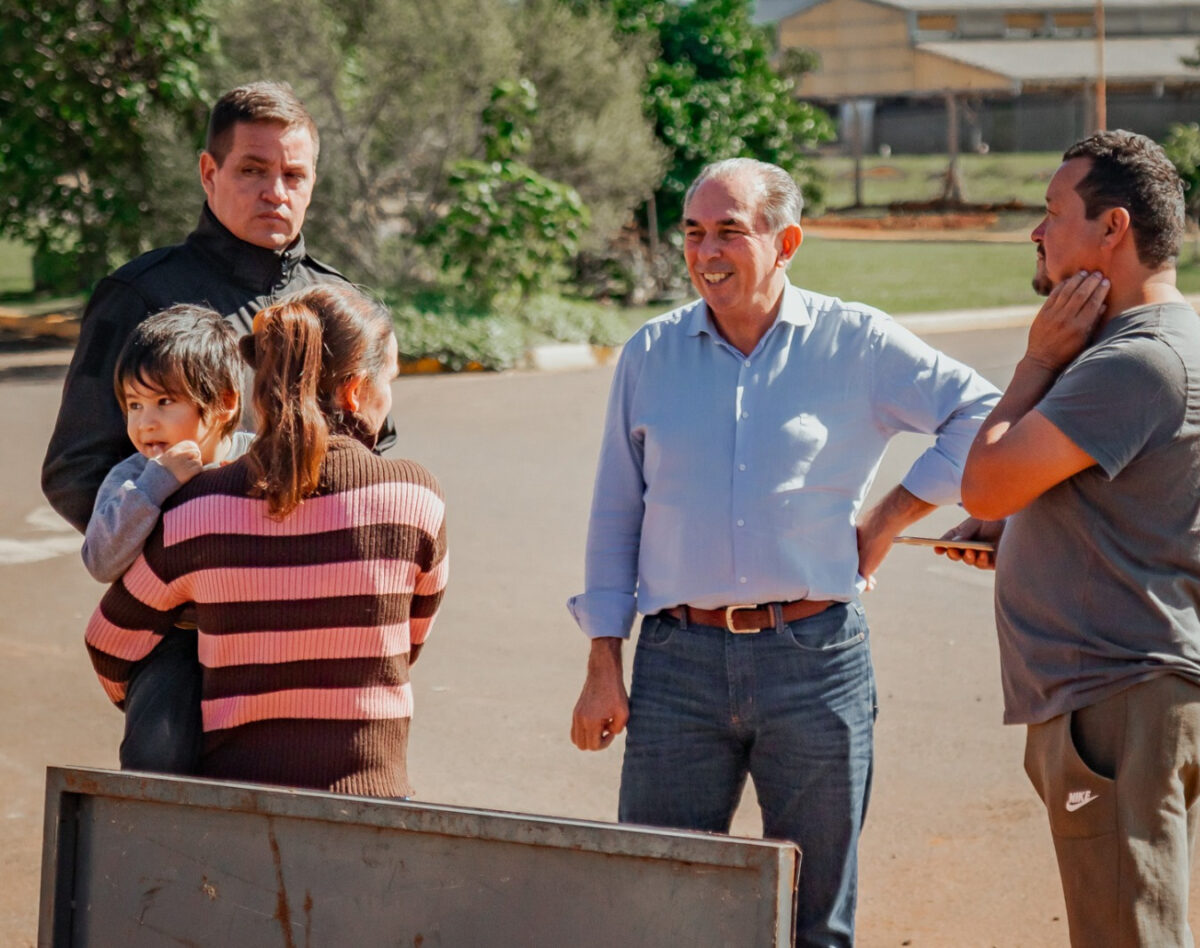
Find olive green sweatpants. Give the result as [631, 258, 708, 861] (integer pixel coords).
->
[1025, 674, 1200, 948]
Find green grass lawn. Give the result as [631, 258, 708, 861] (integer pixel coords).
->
[816, 152, 1062, 210]
[607, 239, 1200, 334]
[0, 239, 33, 296]
[1176, 253, 1200, 295]
[792, 236, 1040, 312]
[4, 214, 1197, 354]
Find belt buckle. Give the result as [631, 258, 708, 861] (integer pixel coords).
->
[725, 603, 762, 633]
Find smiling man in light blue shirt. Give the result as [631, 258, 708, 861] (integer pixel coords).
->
[568, 157, 999, 947]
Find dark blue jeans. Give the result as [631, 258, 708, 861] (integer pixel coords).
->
[619, 601, 876, 948]
[119, 628, 203, 775]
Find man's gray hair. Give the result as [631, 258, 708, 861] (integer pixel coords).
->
[685, 158, 803, 232]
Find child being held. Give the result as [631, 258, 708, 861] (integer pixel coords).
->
[83, 304, 250, 773]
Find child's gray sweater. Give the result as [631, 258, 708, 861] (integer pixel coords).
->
[82, 431, 254, 582]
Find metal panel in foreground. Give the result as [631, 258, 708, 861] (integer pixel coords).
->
[40, 766, 799, 947]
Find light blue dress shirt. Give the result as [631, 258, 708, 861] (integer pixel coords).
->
[568, 281, 1001, 639]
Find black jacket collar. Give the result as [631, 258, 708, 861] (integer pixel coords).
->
[187, 204, 307, 293]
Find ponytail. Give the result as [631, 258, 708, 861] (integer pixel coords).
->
[240, 285, 394, 519]
[242, 301, 328, 517]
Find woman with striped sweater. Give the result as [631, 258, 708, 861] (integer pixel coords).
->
[86, 284, 447, 797]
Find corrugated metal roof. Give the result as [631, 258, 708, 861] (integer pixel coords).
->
[769, 0, 1197, 14]
[753, 0, 820, 24]
[919, 36, 1200, 81]
[883, 0, 1191, 10]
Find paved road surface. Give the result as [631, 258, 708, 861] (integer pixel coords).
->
[2, 327, 1195, 946]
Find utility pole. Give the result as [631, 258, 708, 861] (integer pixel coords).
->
[941, 91, 963, 204]
[1094, 0, 1107, 131]
[850, 100, 864, 208]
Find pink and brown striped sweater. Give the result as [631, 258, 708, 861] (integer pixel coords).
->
[86, 436, 448, 798]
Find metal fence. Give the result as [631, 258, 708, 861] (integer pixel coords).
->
[40, 766, 800, 947]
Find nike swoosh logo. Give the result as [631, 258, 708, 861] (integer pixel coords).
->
[1065, 791, 1099, 812]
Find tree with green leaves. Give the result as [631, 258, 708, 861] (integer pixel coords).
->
[211, 0, 518, 284]
[0, 0, 213, 290]
[420, 80, 591, 304]
[593, 0, 834, 233]
[210, 0, 662, 286]
[1163, 122, 1200, 261]
[511, 0, 667, 249]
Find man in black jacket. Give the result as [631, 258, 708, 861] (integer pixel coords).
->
[43, 80, 395, 775]
[43, 80, 391, 533]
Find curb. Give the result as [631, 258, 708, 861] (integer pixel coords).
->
[394, 343, 620, 376]
[0, 308, 81, 343]
[895, 305, 1037, 335]
[397, 357, 487, 376]
[898, 292, 1200, 337]
[501, 305, 1040, 375]
[523, 343, 617, 372]
[505, 291, 1200, 372]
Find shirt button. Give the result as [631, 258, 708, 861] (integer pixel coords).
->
[738, 463, 746, 471]
[737, 519, 745, 527]
[740, 411, 749, 419]
[743, 360, 751, 368]
[739, 577, 748, 584]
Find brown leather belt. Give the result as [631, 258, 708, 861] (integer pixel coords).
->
[664, 599, 835, 633]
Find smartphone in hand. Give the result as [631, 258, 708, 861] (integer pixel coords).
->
[894, 535, 996, 552]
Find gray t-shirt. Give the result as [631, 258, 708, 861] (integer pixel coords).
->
[996, 301, 1200, 725]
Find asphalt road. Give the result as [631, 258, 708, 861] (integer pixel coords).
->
[1, 325, 1194, 946]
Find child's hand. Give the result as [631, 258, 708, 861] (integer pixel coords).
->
[154, 441, 204, 484]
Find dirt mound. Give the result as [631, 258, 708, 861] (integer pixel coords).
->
[808, 212, 999, 231]
[811, 199, 1037, 233]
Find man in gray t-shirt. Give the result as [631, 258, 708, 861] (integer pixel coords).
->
[948, 131, 1200, 948]
[997, 300, 1200, 725]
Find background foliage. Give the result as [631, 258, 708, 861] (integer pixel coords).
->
[0, 0, 844, 364]
[209, 0, 664, 288]
[1164, 124, 1200, 221]
[419, 80, 591, 305]
[1164, 122, 1200, 261]
[0, 0, 214, 289]
[598, 0, 835, 233]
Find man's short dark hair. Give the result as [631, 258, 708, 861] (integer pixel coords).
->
[205, 81, 320, 166]
[114, 305, 243, 440]
[1063, 130, 1185, 268]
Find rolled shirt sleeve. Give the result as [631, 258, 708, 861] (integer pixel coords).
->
[567, 338, 647, 639]
[869, 319, 1001, 506]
